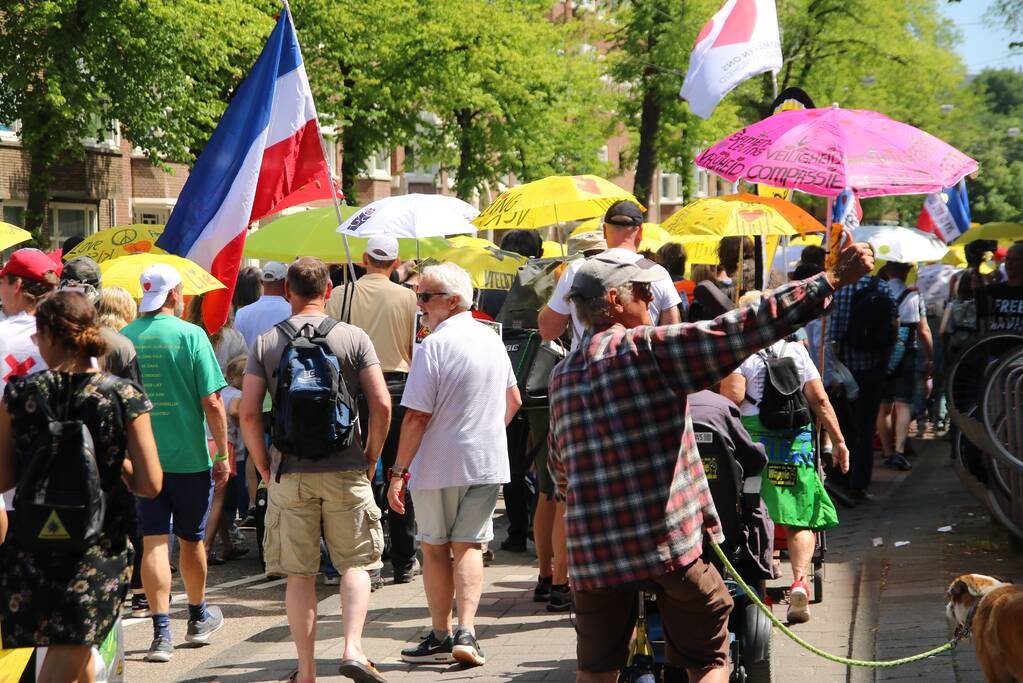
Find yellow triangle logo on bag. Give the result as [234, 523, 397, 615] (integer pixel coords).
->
[38, 510, 71, 540]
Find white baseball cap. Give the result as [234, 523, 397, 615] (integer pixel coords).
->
[138, 263, 183, 313]
[366, 236, 399, 261]
[261, 261, 288, 282]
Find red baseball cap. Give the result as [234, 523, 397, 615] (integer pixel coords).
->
[0, 248, 63, 281]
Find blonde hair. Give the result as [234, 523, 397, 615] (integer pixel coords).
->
[98, 286, 138, 330]
[738, 290, 763, 309]
[225, 354, 247, 384]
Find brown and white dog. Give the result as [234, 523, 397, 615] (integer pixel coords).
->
[946, 573, 1023, 683]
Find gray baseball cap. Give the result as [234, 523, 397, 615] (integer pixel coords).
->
[568, 253, 661, 301]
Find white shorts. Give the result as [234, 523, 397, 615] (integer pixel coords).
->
[411, 484, 500, 545]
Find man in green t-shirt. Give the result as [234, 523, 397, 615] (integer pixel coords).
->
[122, 263, 229, 663]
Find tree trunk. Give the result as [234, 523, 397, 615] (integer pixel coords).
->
[25, 150, 52, 248]
[340, 127, 360, 205]
[454, 109, 475, 201]
[633, 84, 661, 214]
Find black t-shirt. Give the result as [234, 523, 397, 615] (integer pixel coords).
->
[978, 282, 1023, 333]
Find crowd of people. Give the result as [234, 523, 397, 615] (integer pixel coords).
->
[0, 202, 1019, 682]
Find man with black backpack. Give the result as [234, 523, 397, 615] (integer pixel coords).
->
[240, 257, 392, 683]
[827, 266, 897, 500]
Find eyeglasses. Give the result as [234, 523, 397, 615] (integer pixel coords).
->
[631, 282, 653, 302]
[416, 291, 449, 302]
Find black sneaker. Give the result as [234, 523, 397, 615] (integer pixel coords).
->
[547, 584, 573, 613]
[500, 536, 527, 553]
[185, 605, 224, 644]
[401, 632, 454, 664]
[393, 558, 422, 585]
[884, 453, 912, 471]
[452, 627, 485, 666]
[532, 575, 552, 602]
[144, 635, 173, 662]
[131, 593, 151, 618]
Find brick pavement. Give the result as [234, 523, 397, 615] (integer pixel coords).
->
[129, 433, 1022, 682]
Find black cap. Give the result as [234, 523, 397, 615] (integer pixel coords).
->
[60, 256, 102, 289]
[604, 200, 644, 228]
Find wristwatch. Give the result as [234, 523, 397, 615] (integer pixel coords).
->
[388, 467, 411, 482]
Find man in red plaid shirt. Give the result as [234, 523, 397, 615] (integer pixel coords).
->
[548, 245, 873, 682]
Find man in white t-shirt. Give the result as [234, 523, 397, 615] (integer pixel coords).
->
[878, 261, 933, 471]
[539, 200, 682, 348]
[386, 262, 522, 668]
[0, 249, 60, 396]
[235, 261, 291, 349]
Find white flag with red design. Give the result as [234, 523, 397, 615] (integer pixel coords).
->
[681, 0, 783, 119]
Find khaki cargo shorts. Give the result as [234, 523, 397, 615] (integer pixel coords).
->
[264, 470, 384, 577]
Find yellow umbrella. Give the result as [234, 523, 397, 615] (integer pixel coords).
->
[570, 219, 668, 242]
[243, 206, 448, 262]
[0, 222, 32, 252]
[541, 240, 566, 258]
[65, 224, 167, 262]
[431, 246, 527, 290]
[100, 254, 225, 298]
[662, 194, 822, 238]
[951, 223, 1023, 246]
[473, 175, 642, 230]
[447, 235, 498, 250]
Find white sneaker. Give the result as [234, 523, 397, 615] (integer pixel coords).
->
[787, 579, 810, 624]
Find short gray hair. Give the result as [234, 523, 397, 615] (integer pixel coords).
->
[572, 283, 633, 331]
[421, 262, 473, 309]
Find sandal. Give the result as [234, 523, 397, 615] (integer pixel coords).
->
[338, 659, 386, 682]
[207, 553, 226, 566]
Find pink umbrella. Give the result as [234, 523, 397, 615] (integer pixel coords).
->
[695, 106, 978, 198]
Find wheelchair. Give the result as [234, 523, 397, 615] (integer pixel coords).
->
[619, 421, 774, 683]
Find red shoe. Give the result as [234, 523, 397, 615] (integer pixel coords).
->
[787, 577, 810, 624]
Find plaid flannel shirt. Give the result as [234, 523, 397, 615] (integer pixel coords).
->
[827, 275, 893, 372]
[548, 273, 836, 590]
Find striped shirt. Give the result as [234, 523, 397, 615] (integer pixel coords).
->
[548, 273, 835, 590]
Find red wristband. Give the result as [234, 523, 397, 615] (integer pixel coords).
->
[387, 468, 411, 482]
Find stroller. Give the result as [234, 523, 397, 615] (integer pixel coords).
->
[620, 421, 774, 683]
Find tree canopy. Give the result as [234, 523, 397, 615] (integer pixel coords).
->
[0, 0, 272, 243]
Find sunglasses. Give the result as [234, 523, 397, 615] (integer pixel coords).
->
[416, 291, 449, 302]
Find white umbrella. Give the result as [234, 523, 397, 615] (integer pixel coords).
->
[852, 225, 949, 264]
[336, 193, 479, 239]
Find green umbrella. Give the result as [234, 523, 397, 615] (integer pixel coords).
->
[244, 206, 449, 262]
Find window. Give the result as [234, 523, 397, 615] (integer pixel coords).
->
[3, 203, 26, 227]
[48, 203, 98, 246]
[322, 137, 338, 176]
[0, 121, 20, 143]
[659, 172, 680, 204]
[363, 151, 392, 181]
[694, 168, 712, 198]
[81, 117, 120, 150]
[132, 201, 175, 226]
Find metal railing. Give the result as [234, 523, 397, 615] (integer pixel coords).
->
[947, 333, 1023, 542]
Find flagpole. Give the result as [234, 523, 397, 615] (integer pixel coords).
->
[281, 0, 357, 292]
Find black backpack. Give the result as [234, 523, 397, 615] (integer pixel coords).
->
[271, 319, 357, 464]
[503, 329, 565, 408]
[843, 280, 898, 353]
[12, 382, 108, 553]
[497, 257, 566, 330]
[751, 343, 813, 431]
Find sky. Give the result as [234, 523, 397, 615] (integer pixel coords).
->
[940, 0, 1023, 73]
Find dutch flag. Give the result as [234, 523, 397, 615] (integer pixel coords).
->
[157, 7, 331, 331]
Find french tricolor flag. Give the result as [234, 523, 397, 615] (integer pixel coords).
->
[157, 7, 331, 331]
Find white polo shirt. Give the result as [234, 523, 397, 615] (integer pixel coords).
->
[235, 295, 292, 349]
[401, 311, 517, 490]
[547, 247, 682, 349]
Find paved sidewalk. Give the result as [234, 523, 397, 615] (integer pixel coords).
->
[125, 434, 1022, 682]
